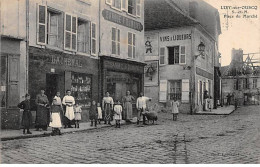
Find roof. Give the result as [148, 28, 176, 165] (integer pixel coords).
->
[144, 0, 198, 31]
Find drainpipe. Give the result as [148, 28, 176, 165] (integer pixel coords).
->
[26, 0, 29, 93]
[97, 0, 101, 102]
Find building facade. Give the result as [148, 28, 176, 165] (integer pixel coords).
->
[1, 0, 145, 129]
[144, 0, 221, 113]
[1, 0, 27, 129]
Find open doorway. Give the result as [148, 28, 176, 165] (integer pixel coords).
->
[46, 73, 58, 102]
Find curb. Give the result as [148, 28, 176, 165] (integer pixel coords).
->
[1, 123, 125, 141]
[194, 109, 235, 115]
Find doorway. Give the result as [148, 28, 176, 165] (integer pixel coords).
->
[46, 73, 58, 102]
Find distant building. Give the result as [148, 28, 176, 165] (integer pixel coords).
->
[221, 48, 260, 105]
[144, 0, 221, 113]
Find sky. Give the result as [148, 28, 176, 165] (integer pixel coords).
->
[204, 0, 260, 66]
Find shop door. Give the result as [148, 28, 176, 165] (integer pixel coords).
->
[46, 74, 58, 102]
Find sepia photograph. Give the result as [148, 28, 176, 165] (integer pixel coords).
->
[0, 0, 259, 164]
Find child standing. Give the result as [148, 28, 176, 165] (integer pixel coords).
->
[49, 97, 62, 135]
[97, 102, 102, 124]
[171, 98, 180, 121]
[18, 94, 32, 134]
[89, 100, 98, 127]
[74, 103, 82, 128]
[114, 100, 122, 128]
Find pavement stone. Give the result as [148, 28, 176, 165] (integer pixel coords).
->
[0, 105, 259, 164]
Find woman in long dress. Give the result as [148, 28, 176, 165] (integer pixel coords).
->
[35, 89, 49, 131]
[62, 90, 75, 128]
[49, 96, 62, 135]
[18, 94, 32, 134]
[102, 92, 114, 125]
[122, 91, 135, 121]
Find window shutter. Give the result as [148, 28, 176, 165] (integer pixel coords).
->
[37, 4, 47, 45]
[117, 29, 120, 55]
[136, 0, 141, 17]
[133, 33, 136, 58]
[121, 0, 128, 11]
[181, 79, 189, 103]
[91, 23, 96, 55]
[180, 46, 186, 64]
[159, 47, 165, 65]
[112, 27, 116, 54]
[106, 0, 112, 5]
[159, 80, 167, 102]
[64, 14, 71, 49]
[72, 16, 77, 51]
[8, 55, 20, 108]
[197, 80, 200, 105]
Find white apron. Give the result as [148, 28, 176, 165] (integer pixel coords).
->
[65, 106, 75, 120]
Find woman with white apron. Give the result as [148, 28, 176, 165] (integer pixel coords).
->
[62, 90, 75, 128]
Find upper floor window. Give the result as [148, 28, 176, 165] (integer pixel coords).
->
[64, 13, 77, 51]
[128, 32, 136, 58]
[91, 23, 97, 55]
[77, 19, 90, 54]
[112, 27, 120, 55]
[106, 0, 141, 17]
[168, 46, 186, 65]
[47, 10, 62, 48]
[37, 5, 47, 45]
[253, 78, 257, 88]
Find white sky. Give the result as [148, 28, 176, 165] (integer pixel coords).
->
[204, 0, 260, 66]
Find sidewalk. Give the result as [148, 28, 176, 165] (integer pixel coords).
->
[196, 105, 235, 115]
[1, 120, 126, 141]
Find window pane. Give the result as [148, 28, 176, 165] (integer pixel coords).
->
[112, 41, 116, 54]
[39, 5, 46, 24]
[133, 46, 136, 58]
[48, 13, 58, 46]
[128, 45, 132, 58]
[92, 39, 96, 54]
[66, 14, 71, 31]
[92, 23, 96, 38]
[128, 32, 132, 44]
[133, 34, 136, 46]
[174, 52, 179, 64]
[72, 17, 77, 33]
[65, 32, 71, 48]
[39, 24, 46, 43]
[112, 28, 116, 41]
[117, 29, 120, 42]
[72, 34, 76, 50]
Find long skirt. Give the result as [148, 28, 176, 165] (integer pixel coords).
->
[49, 113, 62, 128]
[21, 110, 32, 128]
[125, 102, 133, 120]
[65, 106, 75, 120]
[35, 105, 49, 127]
[104, 104, 112, 122]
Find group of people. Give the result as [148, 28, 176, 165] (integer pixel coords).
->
[18, 89, 180, 135]
[18, 89, 82, 135]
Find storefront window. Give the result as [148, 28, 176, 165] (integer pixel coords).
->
[71, 72, 92, 107]
[1, 56, 7, 107]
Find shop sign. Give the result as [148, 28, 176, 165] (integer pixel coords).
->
[145, 32, 158, 56]
[104, 60, 143, 74]
[196, 67, 213, 80]
[102, 9, 143, 32]
[51, 55, 82, 67]
[160, 33, 191, 42]
[144, 61, 159, 86]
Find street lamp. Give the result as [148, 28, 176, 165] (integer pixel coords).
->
[195, 42, 205, 59]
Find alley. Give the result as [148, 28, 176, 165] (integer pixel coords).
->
[1, 105, 259, 164]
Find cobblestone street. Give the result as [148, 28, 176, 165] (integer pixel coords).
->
[1, 105, 259, 164]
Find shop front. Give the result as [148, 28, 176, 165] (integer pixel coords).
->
[100, 56, 146, 117]
[29, 47, 98, 123]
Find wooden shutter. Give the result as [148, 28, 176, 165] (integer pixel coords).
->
[136, 0, 141, 17]
[37, 4, 47, 45]
[180, 46, 186, 64]
[159, 47, 165, 65]
[117, 29, 120, 55]
[8, 55, 20, 108]
[106, 0, 112, 5]
[112, 27, 116, 54]
[91, 22, 96, 55]
[197, 80, 200, 105]
[72, 16, 77, 50]
[159, 80, 167, 102]
[181, 79, 189, 103]
[64, 13, 77, 51]
[121, 0, 128, 11]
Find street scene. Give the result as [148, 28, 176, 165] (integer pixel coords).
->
[1, 105, 259, 164]
[1, 0, 260, 164]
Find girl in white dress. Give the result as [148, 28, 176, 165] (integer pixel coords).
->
[114, 100, 122, 128]
[97, 102, 102, 124]
[49, 97, 62, 135]
[74, 103, 82, 128]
